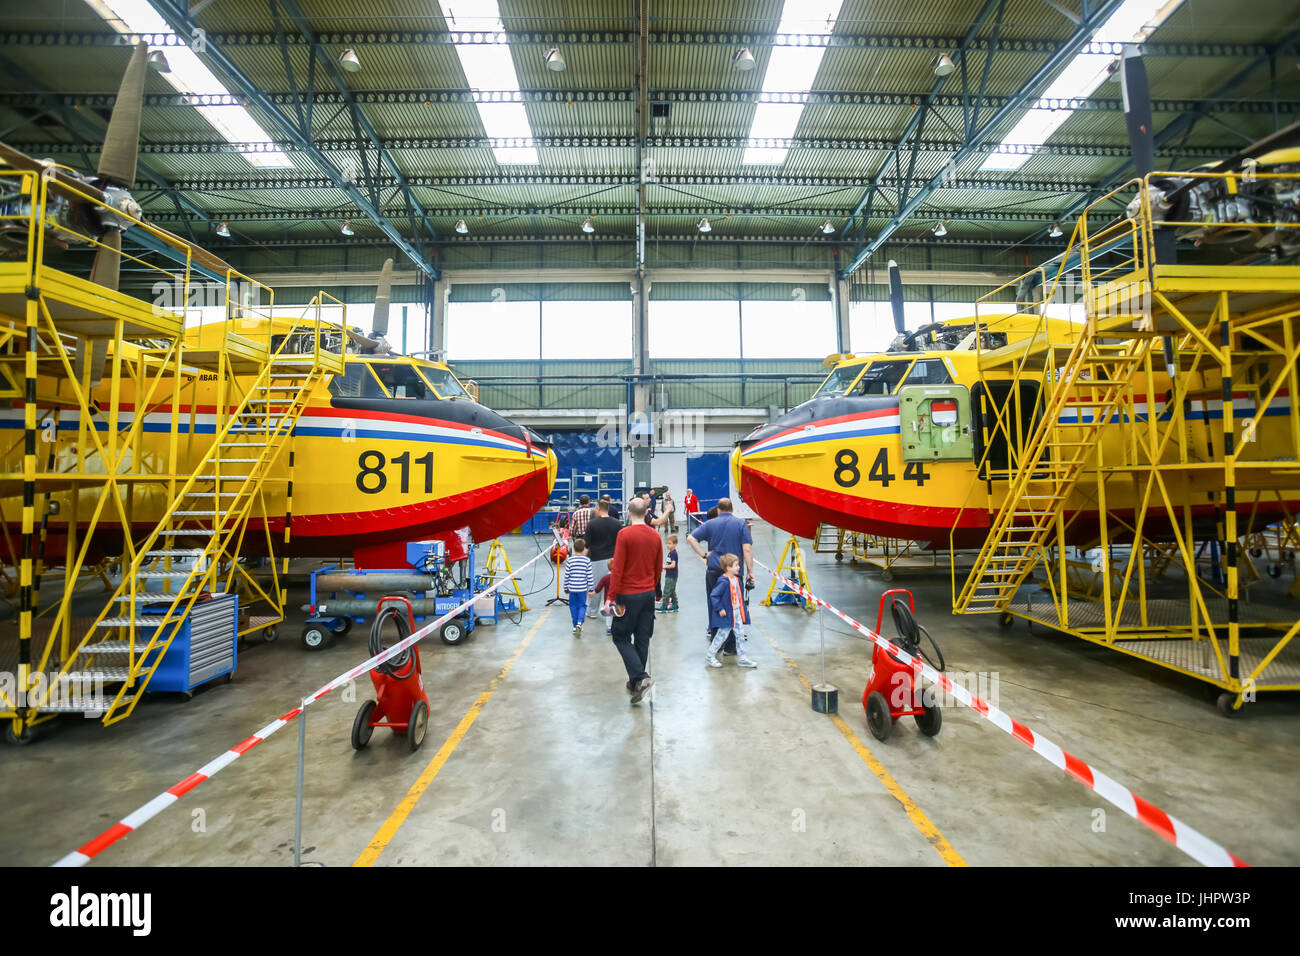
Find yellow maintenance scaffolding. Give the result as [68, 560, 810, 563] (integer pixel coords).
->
[951, 168, 1300, 715]
[0, 166, 346, 741]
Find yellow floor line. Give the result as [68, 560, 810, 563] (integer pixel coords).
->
[755, 620, 967, 867]
[353, 607, 552, 867]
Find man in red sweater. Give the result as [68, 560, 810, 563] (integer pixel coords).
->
[609, 497, 663, 703]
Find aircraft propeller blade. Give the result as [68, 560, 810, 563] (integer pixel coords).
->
[887, 259, 906, 336]
[1120, 45, 1155, 179]
[0, 143, 106, 205]
[98, 42, 147, 188]
[371, 257, 394, 338]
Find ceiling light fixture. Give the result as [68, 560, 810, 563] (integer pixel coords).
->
[544, 48, 566, 72]
[1049, 220, 1064, 237]
[697, 217, 711, 233]
[821, 220, 835, 234]
[147, 49, 170, 73]
[214, 220, 230, 237]
[338, 48, 361, 72]
[932, 220, 948, 237]
[340, 219, 355, 236]
[931, 52, 956, 77]
[455, 219, 469, 234]
[733, 47, 756, 71]
[581, 216, 595, 234]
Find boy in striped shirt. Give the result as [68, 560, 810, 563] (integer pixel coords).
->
[564, 537, 595, 637]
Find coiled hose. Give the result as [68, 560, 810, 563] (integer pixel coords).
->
[889, 597, 946, 672]
[369, 599, 415, 677]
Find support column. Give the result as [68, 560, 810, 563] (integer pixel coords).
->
[429, 276, 449, 356]
[834, 275, 852, 354]
[630, 0, 652, 492]
[631, 275, 652, 490]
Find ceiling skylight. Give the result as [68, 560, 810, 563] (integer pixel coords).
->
[981, 0, 1184, 171]
[742, 0, 845, 165]
[439, 0, 539, 165]
[85, 0, 294, 168]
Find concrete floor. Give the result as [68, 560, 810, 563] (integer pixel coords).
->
[2, 523, 1297, 867]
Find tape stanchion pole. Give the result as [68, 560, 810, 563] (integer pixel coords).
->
[755, 559, 1247, 868]
[294, 695, 306, 869]
[52, 547, 551, 868]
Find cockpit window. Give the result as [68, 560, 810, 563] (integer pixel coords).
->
[812, 364, 866, 399]
[855, 360, 912, 396]
[327, 360, 470, 400]
[903, 358, 953, 386]
[328, 362, 430, 400]
[415, 366, 469, 399]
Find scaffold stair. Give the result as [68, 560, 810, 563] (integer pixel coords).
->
[30, 354, 328, 723]
[955, 314, 1156, 613]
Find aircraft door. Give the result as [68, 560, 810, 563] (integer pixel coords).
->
[899, 385, 974, 462]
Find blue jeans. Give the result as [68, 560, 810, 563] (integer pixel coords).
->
[568, 591, 588, 627]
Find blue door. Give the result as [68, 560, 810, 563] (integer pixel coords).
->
[687, 453, 730, 511]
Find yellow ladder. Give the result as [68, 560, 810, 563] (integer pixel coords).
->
[955, 315, 1154, 614]
[481, 538, 528, 612]
[762, 535, 814, 610]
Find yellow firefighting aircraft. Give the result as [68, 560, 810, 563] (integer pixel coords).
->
[733, 49, 1300, 549]
[0, 43, 556, 567]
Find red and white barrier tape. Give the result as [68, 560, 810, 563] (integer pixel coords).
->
[755, 559, 1247, 868]
[53, 548, 550, 868]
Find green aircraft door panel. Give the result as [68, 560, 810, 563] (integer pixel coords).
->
[899, 384, 974, 461]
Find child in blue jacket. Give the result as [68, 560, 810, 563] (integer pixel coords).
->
[707, 553, 757, 668]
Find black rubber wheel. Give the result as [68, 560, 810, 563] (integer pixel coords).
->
[834, 552, 844, 562]
[439, 619, 467, 645]
[915, 687, 942, 737]
[1268, 564, 1282, 579]
[222, 672, 234, 684]
[999, 611, 1014, 627]
[880, 568, 894, 582]
[407, 699, 429, 751]
[5, 724, 34, 746]
[1216, 692, 1242, 718]
[865, 691, 892, 742]
[262, 625, 278, 643]
[301, 624, 329, 651]
[1250, 548, 1263, 558]
[331, 617, 353, 635]
[351, 700, 376, 750]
